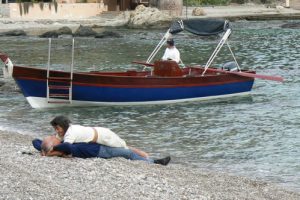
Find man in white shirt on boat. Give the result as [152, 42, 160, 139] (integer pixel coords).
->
[162, 38, 181, 63]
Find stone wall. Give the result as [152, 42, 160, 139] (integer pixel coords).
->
[0, 4, 10, 17]
[8, 3, 107, 19]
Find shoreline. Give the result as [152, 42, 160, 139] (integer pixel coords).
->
[184, 4, 300, 20]
[0, 4, 300, 35]
[0, 130, 299, 199]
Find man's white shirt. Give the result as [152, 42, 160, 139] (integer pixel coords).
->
[162, 47, 180, 63]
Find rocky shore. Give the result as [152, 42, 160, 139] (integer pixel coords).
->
[1, 4, 300, 36]
[0, 130, 299, 200]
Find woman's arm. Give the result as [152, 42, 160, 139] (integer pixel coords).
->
[128, 146, 149, 158]
[53, 143, 73, 155]
[44, 143, 74, 157]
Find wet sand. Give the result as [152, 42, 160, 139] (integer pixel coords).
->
[0, 130, 299, 200]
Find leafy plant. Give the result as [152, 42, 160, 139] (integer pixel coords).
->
[16, 0, 58, 16]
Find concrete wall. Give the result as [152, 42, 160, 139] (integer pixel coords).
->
[0, 4, 10, 17]
[9, 3, 107, 19]
[290, 0, 300, 9]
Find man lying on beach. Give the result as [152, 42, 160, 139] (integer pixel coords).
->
[32, 136, 171, 166]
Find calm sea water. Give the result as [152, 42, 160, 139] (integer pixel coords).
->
[0, 20, 299, 192]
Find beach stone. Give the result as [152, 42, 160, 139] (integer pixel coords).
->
[276, 5, 284, 10]
[58, 34, 73, 39]
[57, 26, 73, 35]
[281, 22, 300, 29]
[95, 31, 122, 38]
[127, 5, 172, 28]
[39, 30, 59, 38]
[192, 7, 206, 16]
[0, 29, 27, 37]
[0, 130, 299, 200]
[265, 3, 277, 8]
[39, 26, 72, 38]
[73, 25, 97, 37]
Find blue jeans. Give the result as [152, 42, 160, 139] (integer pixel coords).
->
[98, 145, 154, 163]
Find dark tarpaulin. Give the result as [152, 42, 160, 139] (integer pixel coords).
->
[169, 19, 229, 36]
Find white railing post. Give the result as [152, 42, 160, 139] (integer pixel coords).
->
[146, 30, 171, 64]
[202, 28, 231, 76]
[69, 38, 74, 103]
[46, 38, 51, 101]
[226, 41, 241, 71]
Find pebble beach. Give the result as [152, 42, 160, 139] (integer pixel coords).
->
[0, 130, 299, 200]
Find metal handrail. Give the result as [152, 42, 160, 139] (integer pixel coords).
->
[46, 38, 51, 101]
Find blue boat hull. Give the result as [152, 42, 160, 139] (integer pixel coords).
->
[15, 78, 254, 108]
[11, 65, 255, 108]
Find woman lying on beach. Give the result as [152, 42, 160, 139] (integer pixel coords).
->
[32, 136, 171, 166]
[50, 115, 148, 158]
[51, 115, 127, 148]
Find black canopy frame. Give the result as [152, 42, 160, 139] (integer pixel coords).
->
[145, 19, 240, 75]
[169, 19, 230, 36]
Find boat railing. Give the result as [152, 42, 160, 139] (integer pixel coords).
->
[146, 30, 171, 66]
[201, 28, 241, 76]
[46, 38, 73, 105]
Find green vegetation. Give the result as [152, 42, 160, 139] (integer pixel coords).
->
[16, 0, 58, 15]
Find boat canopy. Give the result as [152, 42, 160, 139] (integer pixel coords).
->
[169, 19, 229, 36]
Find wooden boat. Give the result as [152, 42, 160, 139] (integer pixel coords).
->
[0, 19, 282, 109]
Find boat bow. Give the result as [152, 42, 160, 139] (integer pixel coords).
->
[0, 51, 14, 78]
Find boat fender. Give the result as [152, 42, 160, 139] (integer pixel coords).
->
[222, 61, 237, 72]
[3, 57, 13, 78]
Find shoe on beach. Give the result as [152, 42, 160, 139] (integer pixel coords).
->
[154, 156, 171, 166]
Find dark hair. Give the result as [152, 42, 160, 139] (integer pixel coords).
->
[167, 38, 174, 46]
[50, 116, 71, 133]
